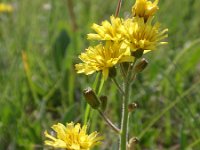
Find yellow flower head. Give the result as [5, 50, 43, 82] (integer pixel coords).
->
[75, 42, 134, 80]
[0, 3, 13, 13]
[132, 0, 159, 20]
[87, 16, 124, 41]
[123, 17, 168, 52]
[44, 122, 102, 150]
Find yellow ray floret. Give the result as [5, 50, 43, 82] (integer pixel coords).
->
[75, 42, 134, 80]
[132, 0, 159, 20]
[0, 3, 13, 13]
[44, 122, 103, 150]
[87, 16, 124, 41]
[123, 17, 168, 52]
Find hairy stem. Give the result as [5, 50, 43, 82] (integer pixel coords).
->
[120, 79, 130, 150]
[120, 60, 137, 150]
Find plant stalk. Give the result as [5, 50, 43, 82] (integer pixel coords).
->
[115, 0, 122, 17]
[120, 60, 137, 150]
[66, 0, 78, 31]
[120, 79, 130, 150]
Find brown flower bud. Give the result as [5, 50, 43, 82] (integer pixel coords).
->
[127, 137, 139, 150]
[128, 103, 138, 112]
[83, 87, 100, 109]
[134, 58, 148, 73]
[99, 95, 108, 111]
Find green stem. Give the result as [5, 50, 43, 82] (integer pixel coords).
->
[120, 79, 130, 150]
[91, 78, 105, 132]
[120, 59, 137, 150]
[97, 77, 105, 95]
[84, 104, 91, 125]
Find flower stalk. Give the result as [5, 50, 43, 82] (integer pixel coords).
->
[120, 59, 137, 150]
[120, 79, 131, 150]
[115, 0, 122, 17]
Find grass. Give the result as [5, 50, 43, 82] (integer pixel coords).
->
[0, 0, 200, 149]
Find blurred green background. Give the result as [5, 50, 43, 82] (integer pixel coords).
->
[0, 0, 200, 149]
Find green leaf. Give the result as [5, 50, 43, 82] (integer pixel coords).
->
[53, 29, 70, 71]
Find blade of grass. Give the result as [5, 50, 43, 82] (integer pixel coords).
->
[187, 138, 200, 149]
[138, 79, 200, 139]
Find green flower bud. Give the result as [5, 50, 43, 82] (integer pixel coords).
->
[83, 87, 100, 109]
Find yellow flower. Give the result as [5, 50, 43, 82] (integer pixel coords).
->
[132, 0, 159, 20]
[123, 17, 168, 52]
[87, 16, 124, 41]
[0, 3, 13, 13]
[75, 42, 134, 80]
[44, 122, 102, 150]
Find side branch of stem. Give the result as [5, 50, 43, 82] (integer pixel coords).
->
[98, 109, 121, 134]
[112, 78, 125, 95]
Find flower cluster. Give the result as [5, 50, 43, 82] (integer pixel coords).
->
[44, 122, 102, 150]
[75, 0, 167, 80]
[44, 1, 168, 149]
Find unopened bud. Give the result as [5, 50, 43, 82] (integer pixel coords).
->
[109, 67, 117, 78]
[99, 95, 108, 111]
[134, 58, 148, 73]
[127, 137, 139, 150]
[83, 87, 100, 109]
[131, 49, 144, 58]
[128, 103, 138, 112]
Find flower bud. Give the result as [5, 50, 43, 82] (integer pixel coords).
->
[132, 0, 159, 21]
[128, 103, 138, 112]
[83, 87, 100, 109]
[131, 49, 144, 58]
[127, 137, 139, 150]
[134, 58, 148, 73]
[99, 95, 108, 111]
